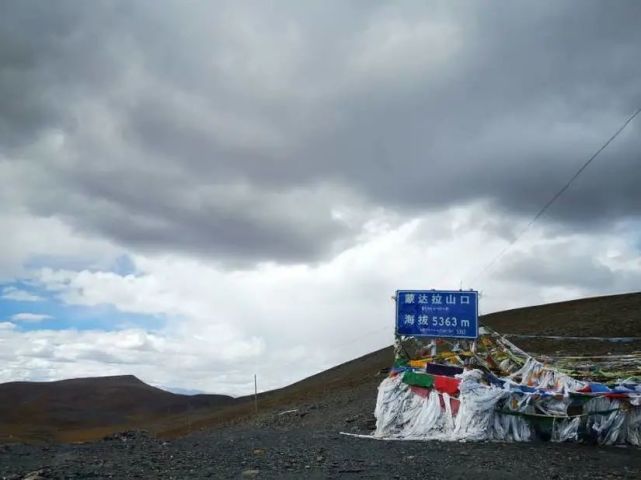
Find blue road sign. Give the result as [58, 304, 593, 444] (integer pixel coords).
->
[396, 290, 478, 339]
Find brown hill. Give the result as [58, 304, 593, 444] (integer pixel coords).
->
[0, 375, 234, 443]
[482, 291, 641, 336]
[482, 291, 641, 355]
[1, 291, 640, 443]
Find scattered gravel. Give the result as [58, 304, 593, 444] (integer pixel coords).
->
[2, 420, 641, 479]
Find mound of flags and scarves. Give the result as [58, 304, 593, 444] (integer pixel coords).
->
[374, 326, 641, 444]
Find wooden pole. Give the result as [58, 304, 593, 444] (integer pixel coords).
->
[254, 374, 258, 414]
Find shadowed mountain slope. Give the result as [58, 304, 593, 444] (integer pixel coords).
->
[481, 291, 641, 336]
[0, 375, 234, 443]
[481, 291, 641, 355]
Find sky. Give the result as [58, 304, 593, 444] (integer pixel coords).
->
[1, 0, 640, 396]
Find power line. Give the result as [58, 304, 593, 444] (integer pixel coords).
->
[468, 107, 641, 285]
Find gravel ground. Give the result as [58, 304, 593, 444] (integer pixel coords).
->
[2, 426, 641, 479]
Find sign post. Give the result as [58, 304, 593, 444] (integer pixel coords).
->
[395, 290, 479, 339]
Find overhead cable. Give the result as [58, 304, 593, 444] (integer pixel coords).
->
[468, 107, 641, 285]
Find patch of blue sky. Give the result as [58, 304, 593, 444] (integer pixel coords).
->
[162, 386, 206, 395]
[0, 281, 164, 332]
[1, 280, 46, 300]
[109, 255, 138, 276]
[613, 218, 641, 249]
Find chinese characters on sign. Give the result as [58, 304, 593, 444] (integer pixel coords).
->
[396, 290, 479, 339]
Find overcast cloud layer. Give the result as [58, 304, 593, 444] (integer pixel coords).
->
[1, 1, 640, 394]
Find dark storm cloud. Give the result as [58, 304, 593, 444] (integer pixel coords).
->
[0, 1, 133, 147]
[496, 241, 641, 291]
[497, 247, 616, 290]
[1, 0, 640, 263]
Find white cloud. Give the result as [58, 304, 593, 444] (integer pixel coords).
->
[0, 326, 265, 394]
[0, 204, 123, 282]
[352, 9, 462, 83]
[10, 313, 53, 323]
[1, 286, 44, 302]
[0, 202, 633, 394]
